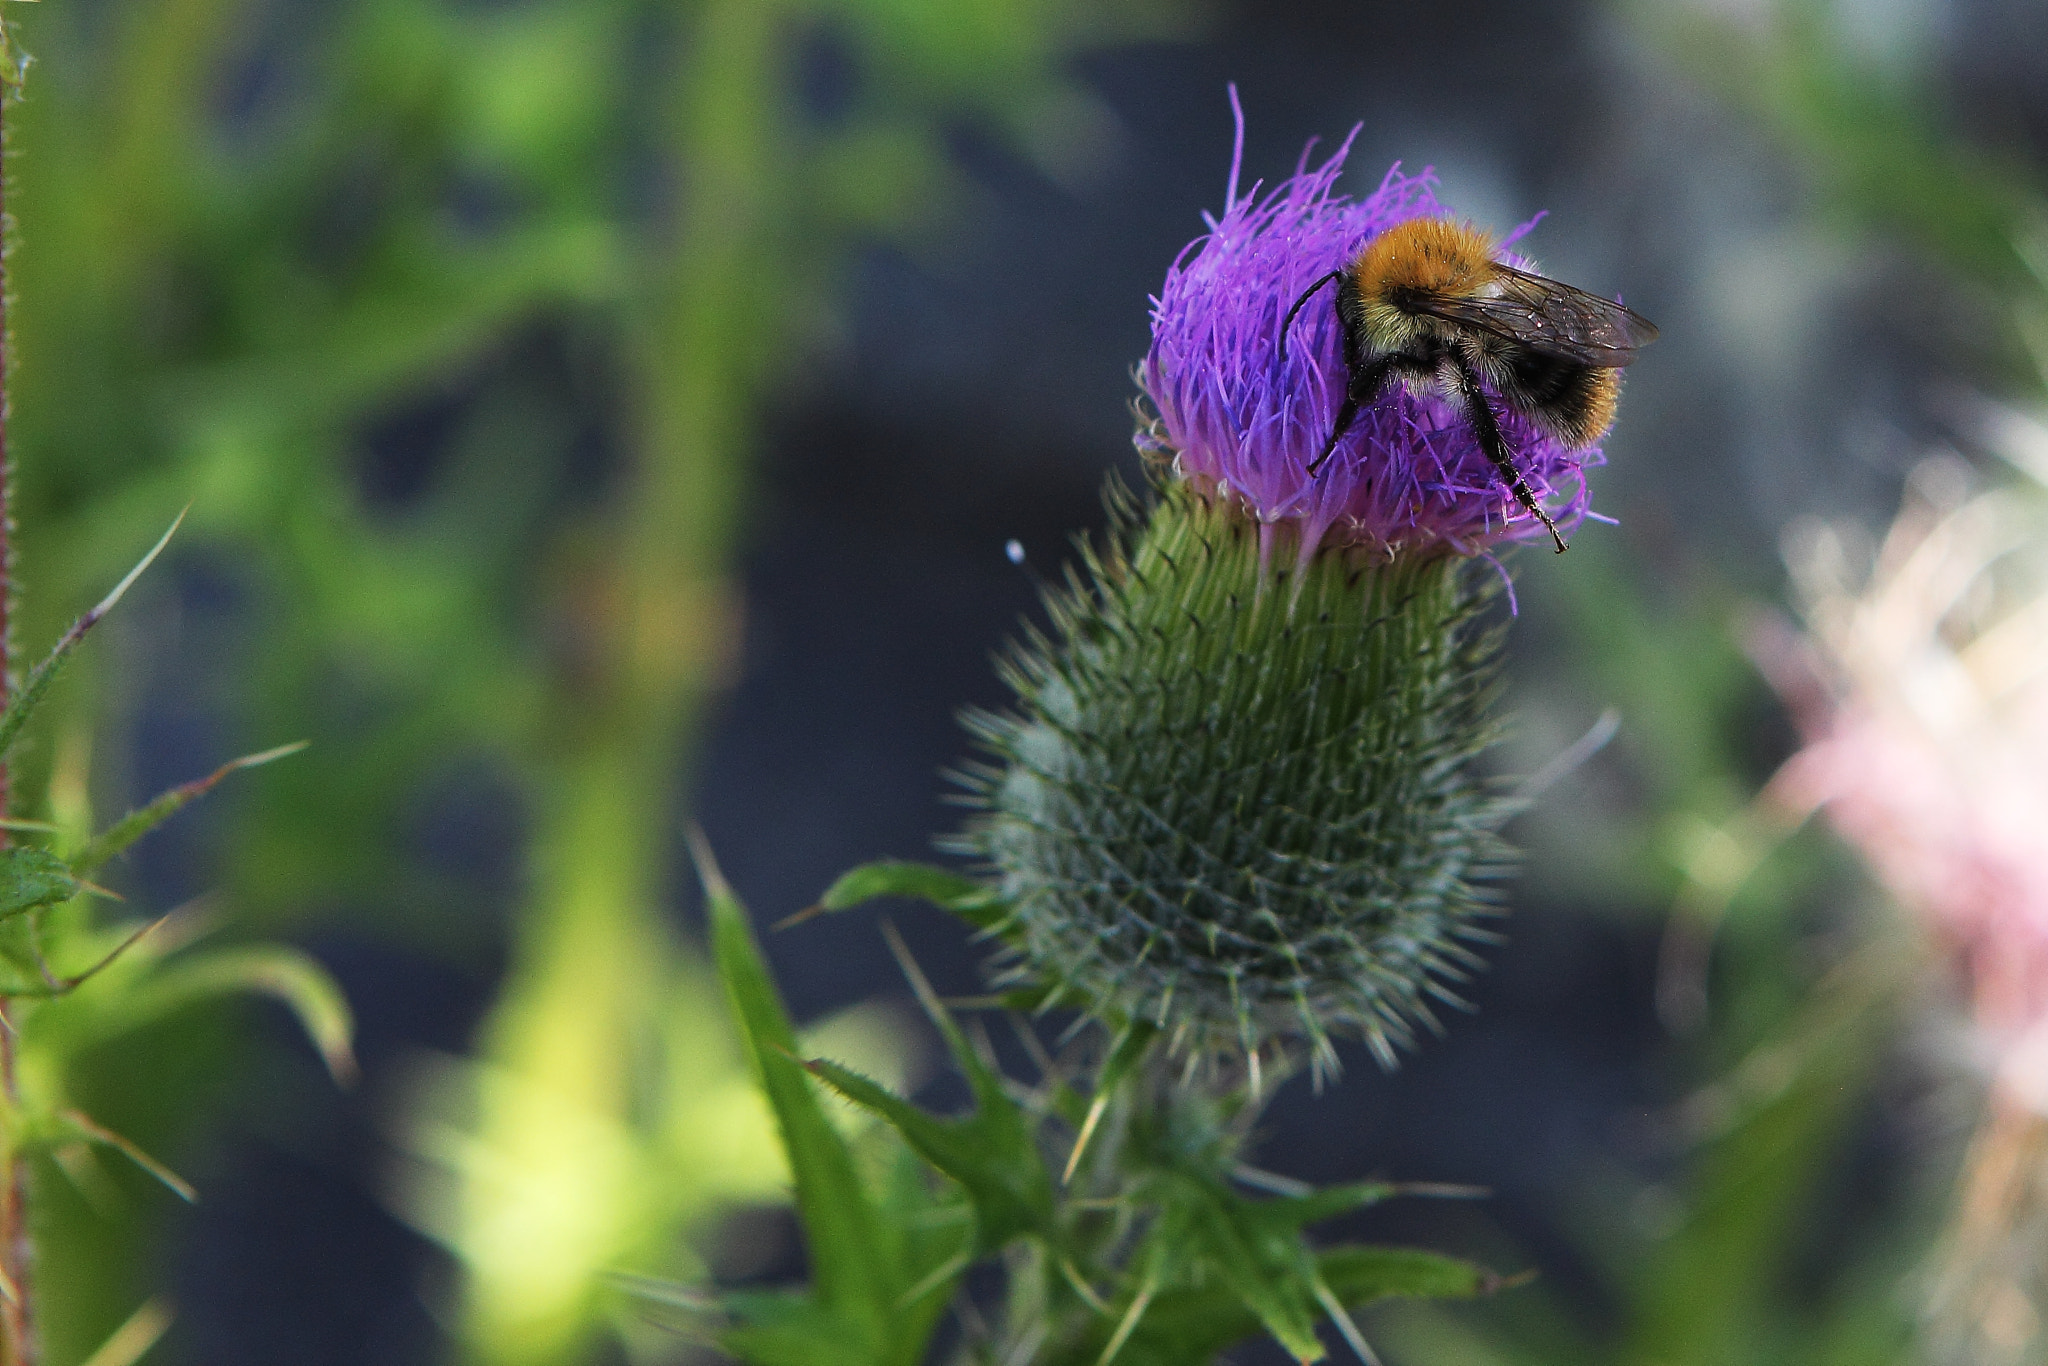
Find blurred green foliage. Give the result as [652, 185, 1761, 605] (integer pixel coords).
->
[21, 0, 2045, 1358]
[3, 0, 1189, 1359]
[0, 475, 359, 1365]
[1640, 0, 2048, 388]
[1376, 528, 1922, 1366]
[688, 851, 1502, 1365]
[1380, 2, 2048, 1362]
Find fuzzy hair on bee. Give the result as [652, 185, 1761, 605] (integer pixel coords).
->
[1285, 216, 1657, 553]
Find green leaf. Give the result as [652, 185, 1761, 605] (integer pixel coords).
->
[77, 1296, 173, 1366]
[1180, 1179, 1327, 1360]
[615, 1148, 972, 1366]
[719, 1290, 869, 1366]
[142, 946, 354, 1081]
[879, 920, 1058, 1249]
[113, 945, 358, 1083]
[1098, 1244, 1499, 1366]
[1107, 1173, 1473, 1364]
[1315, 1245, 1500, 1304]
[44, 1109, 197, 1203]
[71, 741, 308, 875]
[0, 847, 79, 920]
[811, 860, 1007, 929]
[694, 831, 899, 1354]
[804, 1055, 1052, 1254]
[1265, 1181, 1407, 1230]
[1623, 943, 1905, 1365]
[0, 914, 166, 1000]
[0, 510, 183, 765]
[1063, 1020, 1159, 1180]
[682, 833, 972, 1366]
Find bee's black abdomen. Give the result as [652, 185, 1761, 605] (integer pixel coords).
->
[1502, 348, 1618, 448]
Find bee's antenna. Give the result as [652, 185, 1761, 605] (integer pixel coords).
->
[1281, 271, 1344, 358]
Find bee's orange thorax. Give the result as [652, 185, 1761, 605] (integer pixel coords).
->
[1350, 217, 1497, 302]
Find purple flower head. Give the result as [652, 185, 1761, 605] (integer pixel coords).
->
[1137, 93, 1604, 567]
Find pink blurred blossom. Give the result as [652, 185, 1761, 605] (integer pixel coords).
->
[1765, 442, 2048, 1112]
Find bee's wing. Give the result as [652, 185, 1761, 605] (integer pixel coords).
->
[1416, 265, 1659, 366]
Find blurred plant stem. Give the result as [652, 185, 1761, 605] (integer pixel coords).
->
[436, 0, 1203, 1351]
[1930, 1092, 2048, 1366]
[0, 10, 372, 1360]
[0, 18, 32, 1362]
[444, 2, 769, 1358]
[0, 0, 1187, 1347]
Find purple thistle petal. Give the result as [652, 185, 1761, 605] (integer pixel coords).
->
[1137, 98, 1603, 566]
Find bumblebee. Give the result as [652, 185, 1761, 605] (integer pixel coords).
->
[1285, 217, 1657, 552]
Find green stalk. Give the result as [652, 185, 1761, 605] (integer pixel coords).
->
[0, 17, 33, 1362]
[450, 1, 778, 1359]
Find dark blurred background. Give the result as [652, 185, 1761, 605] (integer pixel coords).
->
[13, 0, 2048, 1361]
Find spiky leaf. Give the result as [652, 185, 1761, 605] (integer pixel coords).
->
[71, 741, 307, 876]
[813, 860, 1006, 929]
[696, 834, 962, 1366]
[1086, 1243, 1500, 1366]
[113, 945, 357, 1083]
[0, 848, 78, 920]
[1086, 1163, 1473, 1363]
[0, 511, 183, 764]
[805, 1055, 1053, 1254]
[704, 846, 894, 1341]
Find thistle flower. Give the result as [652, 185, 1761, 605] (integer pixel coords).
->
[1763, 430, 2048, 1366]
[1137, 97, 1600, 565]
[1772, 453, 2048, 1116]
[952, 98, 1608, 1074]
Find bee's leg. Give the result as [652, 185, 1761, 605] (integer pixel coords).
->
[1306, 398, 1359, 476]
[1306, 355, 1401, 476]
[1450, 357, 1568, 553]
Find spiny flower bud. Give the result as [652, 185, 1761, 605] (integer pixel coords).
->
[955, 99, 1604, 1073]
[956, 484, 1509, 1072]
